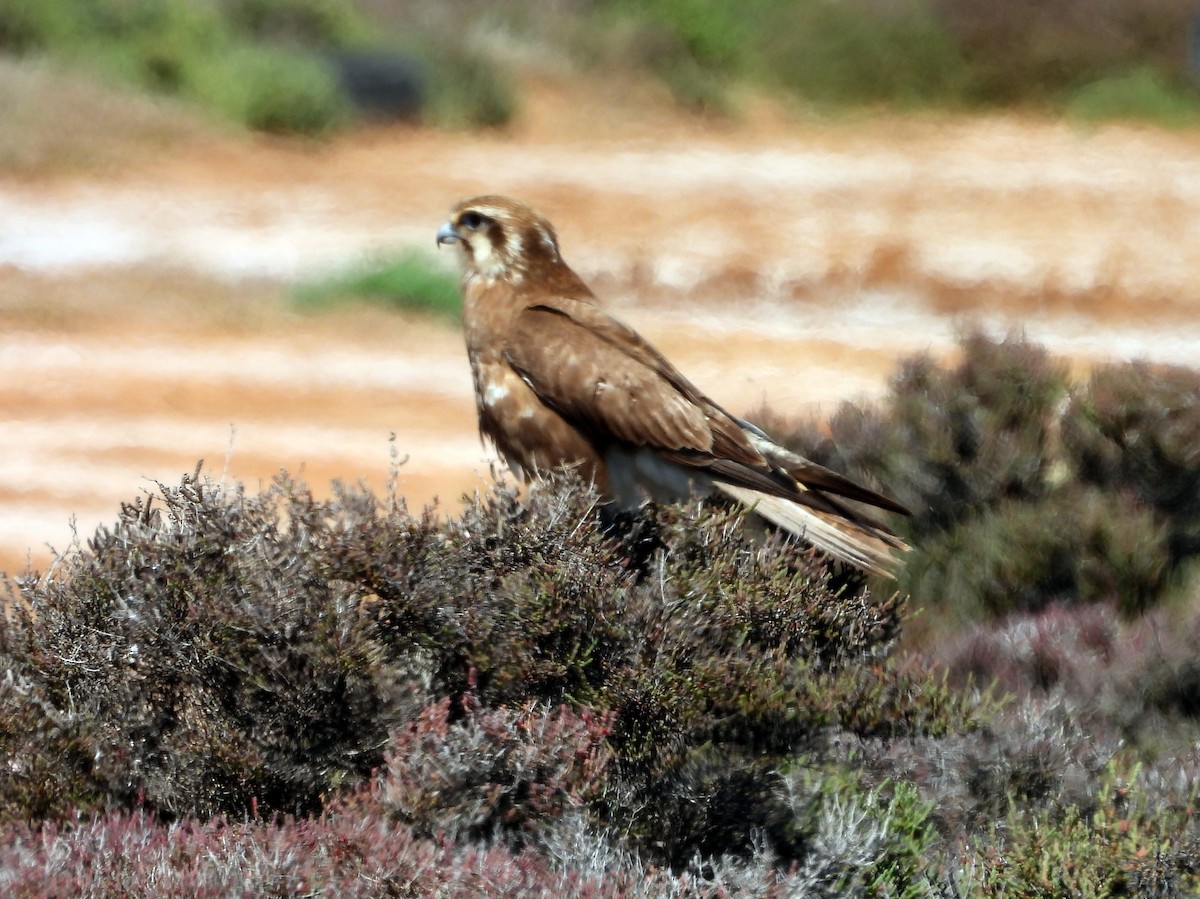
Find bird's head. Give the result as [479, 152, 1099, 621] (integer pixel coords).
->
[437, 195, 562, 283]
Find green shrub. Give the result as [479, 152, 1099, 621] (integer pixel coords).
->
[187, 41, 348, 134]
[597, 0, 972, 112]
[586, 0, 1200, 118]
[900, 489, 1170, 619]
[413, 37, 518, 128]
[777, 332, 1199, 620]
[0, 0, 80, 51]
[757, 0, 972, 109]
[66, 1, 230, 92]
[1064, 360, 1200, 560]
[217, 0, 368, 48]
[577, 11, 735, 112]
[609, 0, 756, 75]
[779, 764, 936, 896]
[961, 759, 1200, 897]
[934, 0, 1197, 106]
[8, 0, 1200, 129]
[1066, 66, 1200, 126]
[0, 0, 365, 135]
[294, 250, 462, 320]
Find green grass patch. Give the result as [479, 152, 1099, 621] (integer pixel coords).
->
[294, 249, 461, 321]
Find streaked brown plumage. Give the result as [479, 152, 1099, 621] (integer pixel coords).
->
[437, 195, 910, 575]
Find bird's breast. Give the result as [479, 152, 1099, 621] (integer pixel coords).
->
[471, 359, 605, 488]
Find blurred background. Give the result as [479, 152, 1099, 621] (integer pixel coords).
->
[2, 0, 1200, 573]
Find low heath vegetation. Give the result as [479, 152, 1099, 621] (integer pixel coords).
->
[0, 335, 1198, 893]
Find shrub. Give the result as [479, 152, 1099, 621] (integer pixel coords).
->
[934, 596, 1200, 759]
[863, 693, 1200, 895]
[0, 0, 371, 135]
[777, 765, 936, 896]
[776, 332, 1200, 621]
[900, 488, 1170, 619]
[581, 0, 1199, 117]
[756, 0, 972, 110]
[186, 41, 349, 134]
[1065, 66, 1200, 126]
[217, 0, 368, 48]
[778, 331, 1071, 540]
[595, 0, 973, 112]
[0, 467, 981, 874]
[0, 0, 79, 52]
[360, 698, 615, 844]
[1, 362, 1199, 887]
[82, 1, 230, 94]
[625, 22, 735, 113]
[609, 0, 754, 75]
[958, 759, 1200, 897]
[933, 0, 1198, 105]
[412, 36, 518, 128]
[1063, 360, 1200, 561]
[1, 480, 425, 820]
[0, 807, 637, 897]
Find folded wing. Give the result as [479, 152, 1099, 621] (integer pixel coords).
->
[503, 297, 909, 575]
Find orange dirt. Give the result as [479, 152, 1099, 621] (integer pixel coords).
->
[3, 80, 1200, 574]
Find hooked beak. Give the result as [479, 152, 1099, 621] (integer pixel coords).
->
[436, 221, 460, 247]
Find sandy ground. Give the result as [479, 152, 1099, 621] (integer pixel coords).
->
[3, 81, 1200, 574]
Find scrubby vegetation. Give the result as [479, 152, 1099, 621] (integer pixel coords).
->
[1, 0, 1197, 141]
[1, 334, 1199, 894]
[0, 0, 358, 134]
[0, 0, 517, 134]
[587, 0, 1200, 118]
[774, 332, 1200, 626]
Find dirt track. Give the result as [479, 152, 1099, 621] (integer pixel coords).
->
[3, 83, 1200, 574]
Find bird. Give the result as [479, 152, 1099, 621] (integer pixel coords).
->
[436, 195, 910, 576]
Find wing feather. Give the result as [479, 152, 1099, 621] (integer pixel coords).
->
[505, 301, 746, 461]
[735, 424, 911, 516]
[503, 299, 906, 514]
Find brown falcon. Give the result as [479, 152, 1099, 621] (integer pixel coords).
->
[437, 195, 910, 575]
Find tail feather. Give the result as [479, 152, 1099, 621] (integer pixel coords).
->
[713, 482, 908, 577]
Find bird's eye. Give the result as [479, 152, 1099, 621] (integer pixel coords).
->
[460, 212, 485, 231]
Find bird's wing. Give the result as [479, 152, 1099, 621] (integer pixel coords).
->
[506, 298, 910, 574]
[503, 299, 793, 496]
[733, 419, 911, 516]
